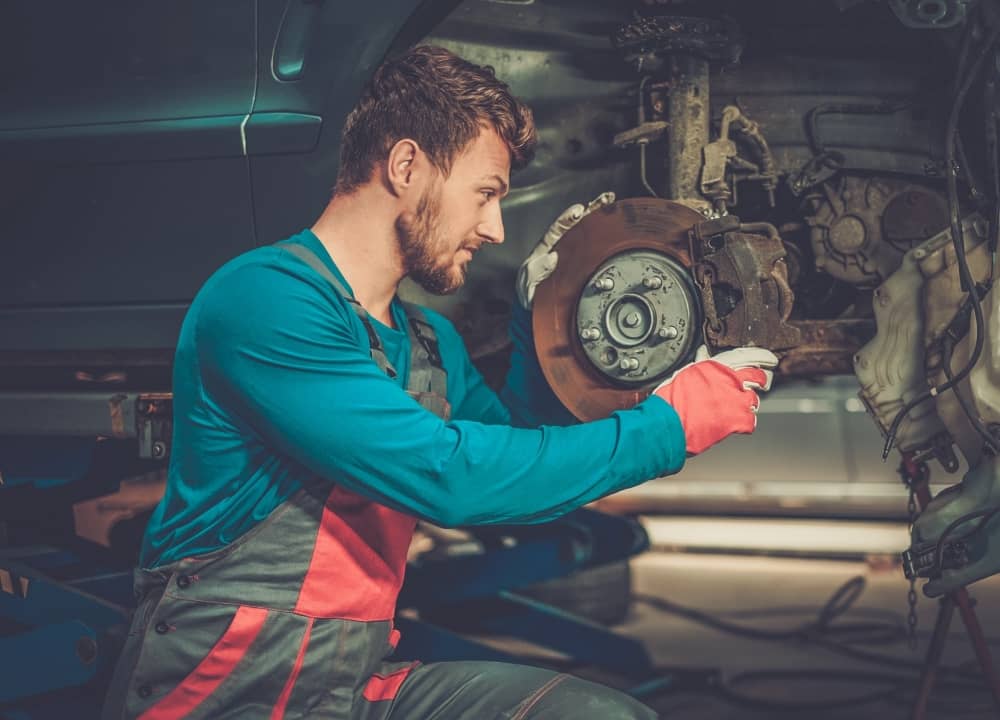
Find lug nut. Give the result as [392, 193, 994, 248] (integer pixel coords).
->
[619, 357, 640, 371]
[580, 327, 601, 341]
[643, 276, 663, 289]
[593, 277, 615, 291]
[658, 326, 679, 340]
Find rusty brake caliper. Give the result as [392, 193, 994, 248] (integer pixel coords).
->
[689, 215, 801, 352]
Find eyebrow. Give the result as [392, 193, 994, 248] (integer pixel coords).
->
[481, 174, 509, 197]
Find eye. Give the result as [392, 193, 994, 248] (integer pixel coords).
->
[480, 189, 496, 201]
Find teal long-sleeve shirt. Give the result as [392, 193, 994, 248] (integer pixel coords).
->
[140, 230, 686, 568]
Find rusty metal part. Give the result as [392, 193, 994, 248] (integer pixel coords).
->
[660, 54, 710, 206]
[701, 106, 778, 211]
[803, 176, 948, 287]
[776, 319, 875, 377]
[690, 217, 801, 351]
[533, 198, 705, 421]
[611, 15, 744, 65]
[613, 121, 669, 149]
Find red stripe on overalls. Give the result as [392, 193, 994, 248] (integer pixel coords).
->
[270, 617, 314, 720]
[295, 486, 416, 620]
[139, 605, 268, 720]
[362, 665, 417, 702]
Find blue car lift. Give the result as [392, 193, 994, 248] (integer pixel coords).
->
[0, 437, 138, 719]
[396, 508, 718, 699]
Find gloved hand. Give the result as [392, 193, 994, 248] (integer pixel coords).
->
[516, 192, 615, 310]
[653, 346, 779, 455]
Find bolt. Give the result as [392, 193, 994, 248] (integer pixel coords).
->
[643, 276, 663, 289]
[580, 327, 601, 341]
[658, 326, 679, 340]
[593, 277, 615, 291]
[619, 357, 640, 371]
[623, 312, 641, 328]
[152, 442, 167, 459]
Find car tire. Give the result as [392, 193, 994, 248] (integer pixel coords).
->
[518, 559, 632, 626]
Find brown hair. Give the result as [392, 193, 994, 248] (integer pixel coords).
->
[334, 45, 536, 195]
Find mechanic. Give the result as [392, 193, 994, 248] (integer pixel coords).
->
[103, 45, 777, 720]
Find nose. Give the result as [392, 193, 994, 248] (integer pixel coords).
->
[478, 203, 504, 245]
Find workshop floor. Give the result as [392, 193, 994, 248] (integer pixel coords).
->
[486, 523, 1000, 719]
[623, 550, 1000, 719]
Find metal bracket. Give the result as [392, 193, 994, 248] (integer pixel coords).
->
[613, 121, 669, 149]
[136, 393, 172, 460]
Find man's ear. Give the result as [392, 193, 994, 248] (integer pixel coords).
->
[386, 138, 422, 197]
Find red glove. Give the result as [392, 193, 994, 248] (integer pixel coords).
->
[653, 346, 778, 455]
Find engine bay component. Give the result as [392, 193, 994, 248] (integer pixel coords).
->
[803, 176, 949, 286]
[931, 278, 1000, 469]
[614, 13, 744, 212]
[533, 198, 705, 421]
[690, 216, 801, 351]
[855, 213, 989, 468]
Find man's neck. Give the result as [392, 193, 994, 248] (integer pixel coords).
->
[310, 190, 404, 326]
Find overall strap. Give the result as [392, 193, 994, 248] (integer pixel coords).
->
[279, 242, 397, 379]
[400, 301, 448, 400]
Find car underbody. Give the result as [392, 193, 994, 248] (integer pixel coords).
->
[393, 0, 1000, 598]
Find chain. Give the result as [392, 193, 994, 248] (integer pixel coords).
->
[906, 483, 920, 651]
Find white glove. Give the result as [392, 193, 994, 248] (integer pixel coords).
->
[692, 345, 777, 392]
[516, 192, 615, 310]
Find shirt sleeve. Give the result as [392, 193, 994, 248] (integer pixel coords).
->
[195, 256, 686, 527]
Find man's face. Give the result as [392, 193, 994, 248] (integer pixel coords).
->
[396, 129, 510, 295]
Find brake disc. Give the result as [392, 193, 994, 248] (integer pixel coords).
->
[533, 198, 705, 421]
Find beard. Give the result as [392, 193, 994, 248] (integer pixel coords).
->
[396, 188, 466, 295]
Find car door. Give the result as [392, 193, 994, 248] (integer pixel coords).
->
[246, 0, 438, 245]
[0, 0, 257, 352]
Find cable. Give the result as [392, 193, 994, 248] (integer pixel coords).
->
[718, 669, 901, 711]
[637, 76, 659, 198]
[940, 329, 1000, 455]
[633, 576, 991, 678]
[635, 576, 900, 644]
[632, 575, 995, 712]
[882, 16, 1000, 460]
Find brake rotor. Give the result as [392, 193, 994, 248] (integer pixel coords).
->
[533, 197, 706, 421]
